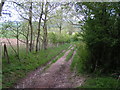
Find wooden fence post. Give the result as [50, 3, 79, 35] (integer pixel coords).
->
[4, 44, 10, 64]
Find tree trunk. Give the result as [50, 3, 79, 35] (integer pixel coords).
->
[43, 2, 48, 50]
[3, 35, 17, 55]
[0, 0, 6, 16]
[59, 25, 62, 34]
[0, 42, 2, 61]
[26, 37, 29, 54]
[32, 33, 35, 51]
[17, 32, 19, 59]
[29, 2, 33, 52]
[26, 23, 29, 54]
[38, 39, 40, 51]
[36, 3, 43, 52]
[16, 24, 19, 60]
[43, 21, 47, 50]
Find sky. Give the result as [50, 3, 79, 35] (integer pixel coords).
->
[0, 1, 21, 23]
[0, 0, 119, 23]
[0, 1, 77, 23]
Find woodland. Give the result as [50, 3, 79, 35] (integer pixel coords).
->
[0, 1, 120, 88]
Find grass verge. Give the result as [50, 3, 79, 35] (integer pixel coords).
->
[2, 44, 70, 88]
[70, 42, 89, 73]
[79, 77, 120, 89]
[66, 47, 74, 61]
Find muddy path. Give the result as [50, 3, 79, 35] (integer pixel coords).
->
[15, 46, 85, 88]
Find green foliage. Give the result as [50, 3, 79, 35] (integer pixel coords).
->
[71, 42, 90, 73]
[71, 33, 82, 42]
[80, 77, 120, 89]
[48, 32, 57, 44]
[48, 32, 71, 44]
[0, 21, 26, 39]
[2, 44, 70, 88]
[77, 2, 120, 73]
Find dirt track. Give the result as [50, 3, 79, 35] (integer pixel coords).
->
[15, 46, 85, 88]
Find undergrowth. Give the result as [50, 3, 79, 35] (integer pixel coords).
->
[79, 77, 120, 89]
[71, 42, 120, 88]
[71, 42, 89, 73]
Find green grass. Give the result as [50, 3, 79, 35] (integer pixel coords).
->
[70, 42, 89, 73]
[66, 48, 74, 61]
[79, 77, 120, 89]
[2, 43, 70, 88]
[70, 51, 79, 71]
